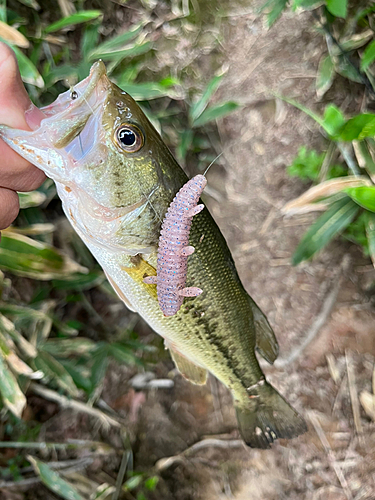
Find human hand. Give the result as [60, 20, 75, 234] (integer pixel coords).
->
[0, 42, 46, 231]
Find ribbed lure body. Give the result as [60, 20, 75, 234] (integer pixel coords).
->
[144, 174, 206, 316]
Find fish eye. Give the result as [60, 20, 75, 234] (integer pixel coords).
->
[115, 124, 144, 153]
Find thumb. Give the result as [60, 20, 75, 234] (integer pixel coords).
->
[0, 42, 44, 129]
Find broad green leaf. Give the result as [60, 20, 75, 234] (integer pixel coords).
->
[58, 359, 92, 393]
[8, 45, 44, 88]
[34, 351, 80, 397]
[192, 101, 239, 128]
[0, 352, 26, 417]
[18, 191, 47, 209]
[316, 54, 335, 99]
[326, 0, 347, 18]
[28, 456, 84, 500]
[340, 114, 375, 141]
[189, 74, 224, 123]
[361, 40, 375, 72]
[366, 212, 375, 267]
[81, 22, 100, 59]
[44, 10, 102, 33]
[322, 104, 345, 137]
[0, 231, 87, 280]
[344, 186, 375, 212]
[292, 197, 359, 265]
[87, 41, 152, 62]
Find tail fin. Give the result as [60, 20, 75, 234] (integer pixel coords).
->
[235, 382, 307, 449]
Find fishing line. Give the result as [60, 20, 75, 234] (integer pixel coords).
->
[203, 152, 223, 176]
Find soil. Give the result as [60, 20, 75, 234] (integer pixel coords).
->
[3, 3, 375, 500]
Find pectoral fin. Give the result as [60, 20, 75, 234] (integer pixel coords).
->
[249, 297, 279, 364]
[121, 255, 158, 300]
[168, 347, 208, 385]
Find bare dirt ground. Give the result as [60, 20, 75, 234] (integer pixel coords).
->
[5, 5, 375, 500]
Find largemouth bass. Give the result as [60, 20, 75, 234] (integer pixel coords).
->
[0, 61, 307, 448]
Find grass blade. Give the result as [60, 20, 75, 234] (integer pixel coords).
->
[189, 74, 224, 123]
[44, 10, 102, 34]
[192, 101, 239, 128]
[0, 351, 26, 417]
[292, 197, 359, 265]
[316, 54, 335, 99]
[28, 456, 84, 500]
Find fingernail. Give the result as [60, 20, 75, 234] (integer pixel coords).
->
[25, 102, 45, 130]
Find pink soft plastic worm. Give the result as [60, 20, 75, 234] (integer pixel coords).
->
[143, 174, 207, 316]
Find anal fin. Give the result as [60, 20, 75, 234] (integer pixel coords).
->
[168, 346, 208, 385]
[249, 297, 279, 364]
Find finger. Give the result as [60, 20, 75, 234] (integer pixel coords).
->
[0, 42, 46, 191]
[0, 187, 20, 230]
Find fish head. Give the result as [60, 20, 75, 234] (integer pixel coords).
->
[0, 61, 188, 252]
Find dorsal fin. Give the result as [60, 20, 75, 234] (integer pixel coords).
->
[168, 346, 208, 385]
[249, 297, 279, 364]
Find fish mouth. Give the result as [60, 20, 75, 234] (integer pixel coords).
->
[38, 61, 112, 162]
[41, 61, 110, 119]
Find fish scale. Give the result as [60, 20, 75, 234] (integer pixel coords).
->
[0, 60, 307, 448]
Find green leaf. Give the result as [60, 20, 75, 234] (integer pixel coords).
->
[52, 271, 104, 291]
[42, 338, 96, 357]
[366, 212, 375, 266]
[44, 10, 102, 33]
[340, 114, 375, 141]
[0, 352, 26, 417]
[117, 82, 177, 101]
[87, 41, 152, 62]
[292, 0, 323, 8]
[287, 147, 325, 182]
[335, 54, 363, 83]
[124, 475, 144, 491]
[267, 0, 288, 26]
[344, 186, 375, 212]
[189, 74, 224, 123]
[34, 351, 79, 397]
[108, 343, 139, 366]
[18, 191, 47, 209]
[292, 196, 359, 265]
[90, 24, 144, 54]
[316, 54, 335, 99]
[144, 476, 159, 491]
[361, 40, 375, 72]
[0, 231, 87, 280]
[322, 104, 345, 137]
[326, 0, 347, 18]
[7, 45, 44, 88]
[28, 456, 84, 500]
[89, 345, 109, 401]
[192, 101, 239, 128]
[16, 0, 40, 9]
